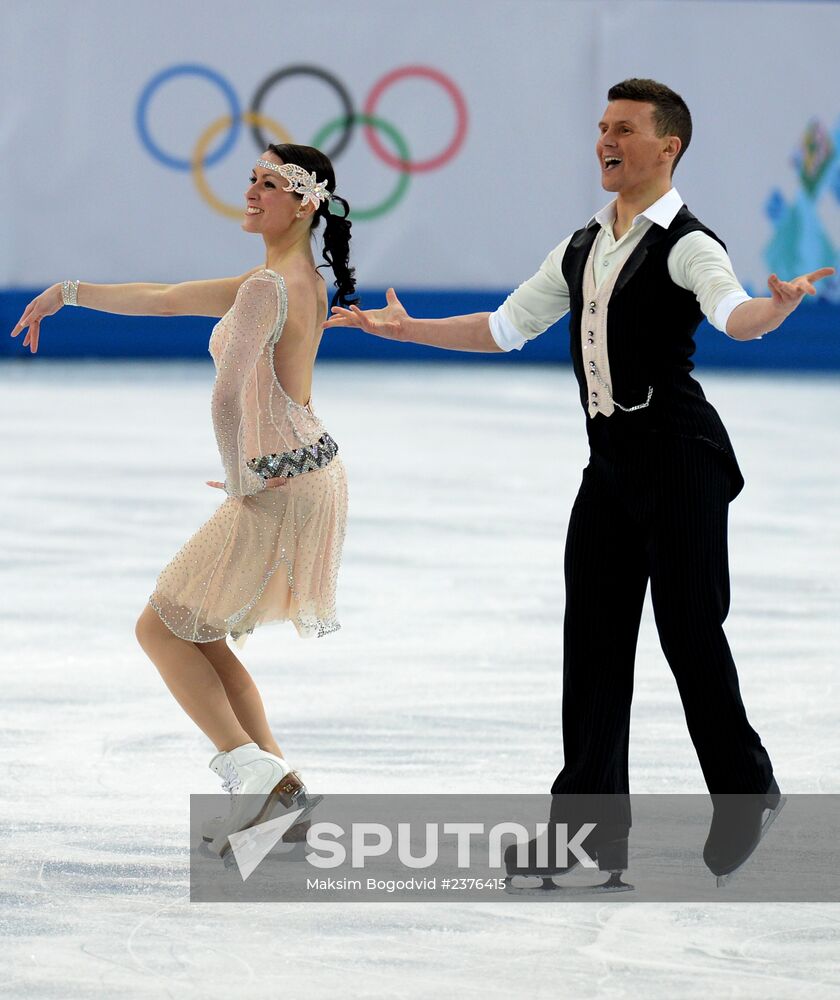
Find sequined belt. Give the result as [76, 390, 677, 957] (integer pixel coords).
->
[246, 432, 339, 480]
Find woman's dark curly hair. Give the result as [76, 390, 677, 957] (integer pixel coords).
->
[266, 142, 359, 308]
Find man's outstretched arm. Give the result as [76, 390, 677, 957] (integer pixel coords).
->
[323, 288, 500, 352]
[726, 267, 835, 340]
[323, 241, 572, 355]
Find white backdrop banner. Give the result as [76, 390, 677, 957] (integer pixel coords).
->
[2, 0, 839, 299]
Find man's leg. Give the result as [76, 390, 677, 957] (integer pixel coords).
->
[551, 456, 649, 799]
[646, 437, 774, 793]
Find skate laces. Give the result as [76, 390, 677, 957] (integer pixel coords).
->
[220, 757, 241, 795]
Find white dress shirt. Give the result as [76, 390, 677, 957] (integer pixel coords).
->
[489, 188, 754, 352]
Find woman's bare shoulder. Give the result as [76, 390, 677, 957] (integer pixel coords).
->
[274, 263, 325, 313]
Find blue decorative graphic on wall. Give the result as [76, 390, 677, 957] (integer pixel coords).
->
[831, 159, 840, 205]
[764, 189, 785, 224]
[764, 118, 839, 300]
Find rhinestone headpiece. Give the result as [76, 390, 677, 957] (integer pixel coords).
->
[255, 159, 332, 209]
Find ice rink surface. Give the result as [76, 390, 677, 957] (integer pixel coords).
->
[1, 358, 839, 998]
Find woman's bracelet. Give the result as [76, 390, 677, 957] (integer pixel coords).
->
[61, 279, 80, 306]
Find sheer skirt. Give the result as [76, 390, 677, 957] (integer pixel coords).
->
[148, 456, 347, 648]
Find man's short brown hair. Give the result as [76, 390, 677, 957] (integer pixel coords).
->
[607, 78, 692, 173]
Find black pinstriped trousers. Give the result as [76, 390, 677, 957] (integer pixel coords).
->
[551, 426, 775, 801]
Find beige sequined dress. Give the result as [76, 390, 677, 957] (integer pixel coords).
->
[148, 268, 348, 649]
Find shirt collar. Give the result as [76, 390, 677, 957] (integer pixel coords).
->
[589, 187, 685, 231]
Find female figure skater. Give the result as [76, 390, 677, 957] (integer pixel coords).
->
[9, 144, 354, 855]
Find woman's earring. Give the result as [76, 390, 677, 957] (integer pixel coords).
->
[295, 211, 303, 218]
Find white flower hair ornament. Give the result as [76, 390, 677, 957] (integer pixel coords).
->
[255, 159, 332, 209]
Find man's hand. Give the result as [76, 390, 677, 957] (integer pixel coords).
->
[767, 267, 835, 319]
[727, 266, 835, 340]
[322, 287, 409, 340]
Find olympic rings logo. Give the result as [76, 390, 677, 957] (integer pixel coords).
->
[135, 63, 468, 221]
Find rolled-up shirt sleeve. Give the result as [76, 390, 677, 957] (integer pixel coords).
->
[488, 236, 573, 351]
[668, 232, 755, 338]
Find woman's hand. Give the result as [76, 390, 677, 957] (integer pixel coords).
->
[9, 284, 64, 354]
[205, 478, 287, 489]
[322, 287, 409, 340]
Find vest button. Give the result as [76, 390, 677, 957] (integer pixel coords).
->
[591, 391, 598, 398]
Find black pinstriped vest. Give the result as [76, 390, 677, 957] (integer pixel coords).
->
[561, 204, 744, 499]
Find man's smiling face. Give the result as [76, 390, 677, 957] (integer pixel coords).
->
[596, 99, 679, 194]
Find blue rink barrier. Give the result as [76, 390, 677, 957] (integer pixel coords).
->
[1, 288, 838, 370]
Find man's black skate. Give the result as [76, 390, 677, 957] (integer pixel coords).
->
[503, 822, 633, 895]
[704, 777, 787, 887]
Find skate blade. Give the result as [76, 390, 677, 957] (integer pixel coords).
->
[197, 834, 305, 865]
[504, 872, 633, 896]
[716, 794, 788, 888]
[197, 838, 219, 859]
[222, 840, 308, 870]
[215, 791, 324, 860]
[203, 793, 322, 844]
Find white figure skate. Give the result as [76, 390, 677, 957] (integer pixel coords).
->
[204, 742, 321, 859]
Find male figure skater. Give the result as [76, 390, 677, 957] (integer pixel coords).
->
[325, 79, 833, 884]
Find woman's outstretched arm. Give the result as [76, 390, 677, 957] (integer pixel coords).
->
[9, 268, 263, 353]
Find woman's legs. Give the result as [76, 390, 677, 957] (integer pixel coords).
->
[135, 604, 253, 751]
[136, 604, 284, 758]
[196, 636, 285, 758]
